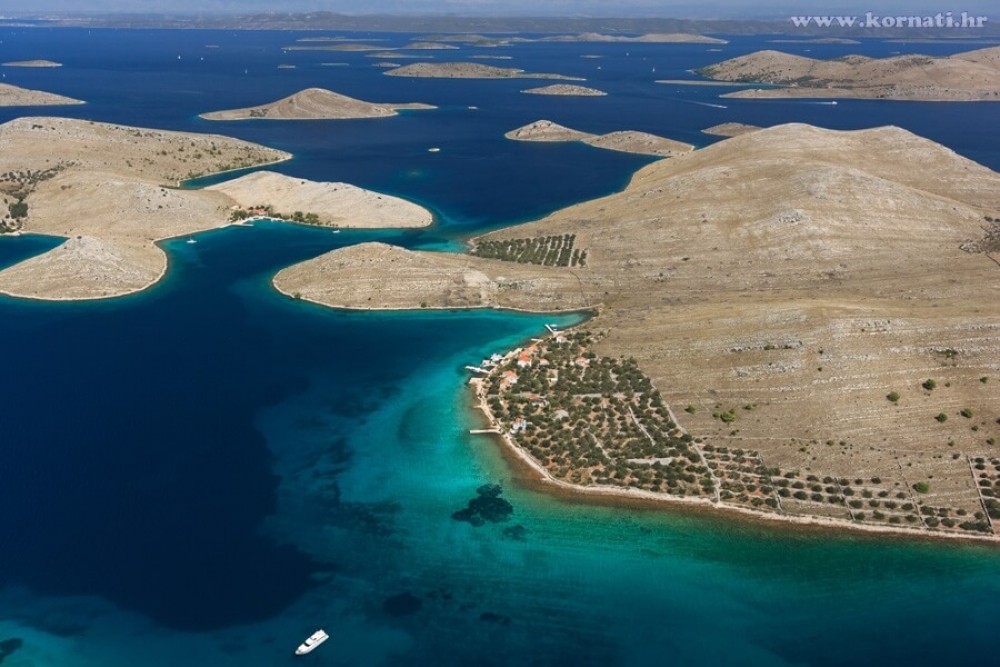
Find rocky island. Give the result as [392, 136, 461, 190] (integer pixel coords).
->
[384, 62, 583, 80]
[200, 87, 435, 120]
[273, 123, 1000, 541]
[696, 45, 1000, 100]
[0, 117, 431, 300]
[2, 59, 62, 67]
[540, 32, 728, 44]
[521, 84, 607, 96]
[506, 120, 694, 158]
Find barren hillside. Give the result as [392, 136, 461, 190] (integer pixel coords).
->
[200, 87, 434, 120]
[275, 123, 1000, 534]
[697, 46, 1000, 100]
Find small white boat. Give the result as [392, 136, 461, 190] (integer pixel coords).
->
[295, 629, 329, 655]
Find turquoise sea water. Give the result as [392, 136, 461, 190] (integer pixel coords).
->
[1, 28, 999, 666]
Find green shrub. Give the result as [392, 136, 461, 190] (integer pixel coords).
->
[913, 481, 931, 493]
[960, 408, 973, 419]
[886, 391, 900, 403]
[935, 413, 948, 423]
[922, 379, 937, 391]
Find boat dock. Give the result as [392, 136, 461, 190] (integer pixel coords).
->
[469, 428, 502, 435]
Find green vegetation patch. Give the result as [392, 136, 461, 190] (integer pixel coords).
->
[472, 234, 587, 267]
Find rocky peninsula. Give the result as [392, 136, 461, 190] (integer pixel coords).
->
[207, 171, 432, 229]
[0, 83, 83, 107]
[272, 123, 1000, 541]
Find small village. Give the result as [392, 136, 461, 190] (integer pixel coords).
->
[229, 204, 323, 226]
[472, 329, 1000, 539]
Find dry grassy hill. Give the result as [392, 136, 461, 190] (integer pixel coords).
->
[200, 87, 435, 120]
[275, 123, 1000, 534]
[697, 46, 1000, 100]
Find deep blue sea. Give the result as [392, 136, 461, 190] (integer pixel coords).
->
[1, 28, 999, 666]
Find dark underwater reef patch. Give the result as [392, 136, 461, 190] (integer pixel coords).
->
[451, 483, 514, 526]
[0, 638, 23, 665]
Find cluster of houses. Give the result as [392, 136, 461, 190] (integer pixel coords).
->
[477, 331, 594, 436]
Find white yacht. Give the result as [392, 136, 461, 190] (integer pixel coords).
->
[295, 629, 329, 655]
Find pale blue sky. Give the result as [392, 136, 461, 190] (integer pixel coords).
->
[0, 0, 994, 19]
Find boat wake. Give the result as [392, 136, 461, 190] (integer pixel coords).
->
[686, 100, 728, 109]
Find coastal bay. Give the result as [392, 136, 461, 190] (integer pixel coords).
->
[1, 26, 1000, 667]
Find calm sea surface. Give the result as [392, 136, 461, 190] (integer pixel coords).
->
[1, 28, 999, 666]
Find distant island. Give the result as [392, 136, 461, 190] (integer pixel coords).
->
[284, 43, 387, 52]
[506, 120, 693, 158]
[0, 82, 83, 107]
[384, 62, 583, 80]
[2, 59, 62, 67]
[12, 11, 1000, 39]
[695, 45, 1000, 100]
[200, 87, 435, 121]
[0, 117, 431, 300]
[655, 79, 756, 87]
[701, 122, 761, 137]
[539, 32, 727, 44]
[767, 38, 861, 44]
[521, 84, 606, 96]
[273, 123, 1000, 541]
[402, 41, 459, 50]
